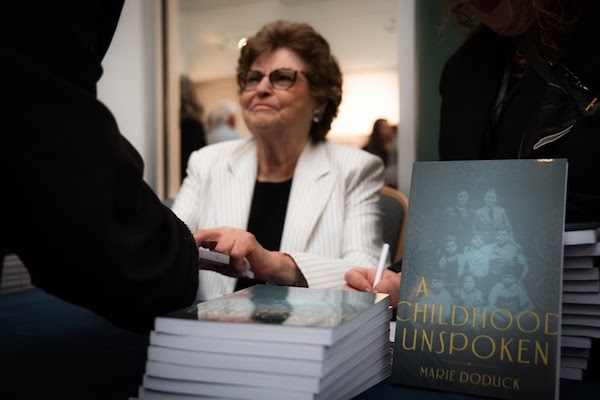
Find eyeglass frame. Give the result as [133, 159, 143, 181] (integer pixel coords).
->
[237, 68, 310, 92]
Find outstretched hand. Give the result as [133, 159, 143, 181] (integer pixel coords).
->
[343, 267, 401, 307]
[193, 226, 299, 285]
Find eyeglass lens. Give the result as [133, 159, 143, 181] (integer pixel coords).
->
[241, 69, 299, 91]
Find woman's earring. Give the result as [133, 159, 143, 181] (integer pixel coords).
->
[313, 109, 323, 123]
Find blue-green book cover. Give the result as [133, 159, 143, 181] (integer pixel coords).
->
[155, 285, 389, 346]
[391, 159, 567, 400]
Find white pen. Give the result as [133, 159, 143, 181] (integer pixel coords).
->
[373, 242, 389, 288]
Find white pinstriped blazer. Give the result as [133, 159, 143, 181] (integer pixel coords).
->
[172, 138, 384, 300]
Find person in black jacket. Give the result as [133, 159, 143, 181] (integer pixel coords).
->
[439, 0, 600, 223]
[1, 1, 199, 333]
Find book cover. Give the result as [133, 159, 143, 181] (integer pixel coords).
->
[563, 256, 598, 269]
[562, 292, 600, 305]
[564, 243, 600, 257]
[146, 328, 389, 378]
[564, 222, 600, 246]
[563, 280, 600, 293]
[144, 338, 390, 394]
[561, 335, 592, 349]
[563, 267, 599, 281]
[154, 285, 389, 346]
[141, 349, 391, 400]
[391, 159, 567, 400]
[149, 309, 391, 361]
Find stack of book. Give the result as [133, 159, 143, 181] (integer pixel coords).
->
[136, 285, 392, 400]
[561, 222, 600, 381]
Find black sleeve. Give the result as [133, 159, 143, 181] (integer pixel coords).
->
[1, 0, 199, 332]
[180, 118, 207, 181]
[388, 259, 402, 273]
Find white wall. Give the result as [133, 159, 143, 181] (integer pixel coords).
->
[97, 0, 163, 194]
[396, 0, 416, 196]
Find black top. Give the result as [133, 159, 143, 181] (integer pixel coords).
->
[180, 117, 206, 181]
[1, 1, 199, 332]
[235, 179, 292, 290]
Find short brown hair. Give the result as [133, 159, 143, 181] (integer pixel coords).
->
[237, 20, 342, 142]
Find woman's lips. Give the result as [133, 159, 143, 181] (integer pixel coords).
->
[252, 103, 275, 110]
[469, 0, 502, 13]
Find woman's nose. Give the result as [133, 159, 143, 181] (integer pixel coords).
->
[254, 75, 273, 94]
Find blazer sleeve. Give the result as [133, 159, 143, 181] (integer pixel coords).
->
[288, 151, 384, 289]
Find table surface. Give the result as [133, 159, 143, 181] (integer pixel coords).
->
[1, 288, 598, 399]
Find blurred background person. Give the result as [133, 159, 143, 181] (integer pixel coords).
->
[180, 75, 206, 182]
[362, 118, 397, 168]
[362, 118, 398, 187]
[172, 20, 384, 301]
[206, 100, 243, 145]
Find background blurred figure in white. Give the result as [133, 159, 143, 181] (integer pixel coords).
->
[206, 100, 243, 145]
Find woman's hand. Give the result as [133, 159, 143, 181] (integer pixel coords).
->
[193, 227, 302, 286]
[343, 267, 401, 307]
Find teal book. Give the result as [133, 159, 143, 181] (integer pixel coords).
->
[154, 285, 389, 346]
[391, 159, 567, 400]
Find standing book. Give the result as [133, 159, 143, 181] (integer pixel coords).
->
[391, 159, 567, 400]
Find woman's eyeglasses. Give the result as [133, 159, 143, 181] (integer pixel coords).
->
[238, 68, 307, 91]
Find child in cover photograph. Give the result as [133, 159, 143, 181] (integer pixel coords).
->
[454, 274, 485, 311]
[473, 188, 512, 244]
[442, 189, 476, 249]
[419, 271, 454, 324]
[488, 267, 535, 327]
[487, 228, 529, 285]
[462, 232, 492, 285]
[437, 235, 470, 292]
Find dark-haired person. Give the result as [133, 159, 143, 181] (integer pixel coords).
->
[362, 118, 397, 167]
[439, 0, 600, 223]
[172, 20, 384, 301]
[180, 75, 207, 181]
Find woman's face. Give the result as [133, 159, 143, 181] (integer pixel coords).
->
[484, 190, 497, 206]
[456, 191, 469, 206]
[460, 0, 530, 36]
[240, 47, 318, 140]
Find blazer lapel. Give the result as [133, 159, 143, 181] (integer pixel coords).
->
[213, 140, 257, 229]
[281, 141, 334, 251]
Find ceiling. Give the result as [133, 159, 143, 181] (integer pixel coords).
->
[177, 0, 398, 82]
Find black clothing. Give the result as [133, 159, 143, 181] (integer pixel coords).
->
[247, 179, 293, 251]
[1, 1, 199, 332]
[235, 179, 292, 290]
[439, 1, 600, 223]
[180, 117, 206, 181]
[363, 143, 389, 167]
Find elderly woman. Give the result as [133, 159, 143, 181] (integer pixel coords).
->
[172, 20, 384, 301]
